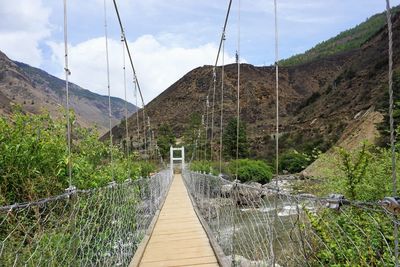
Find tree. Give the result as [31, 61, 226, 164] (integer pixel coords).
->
[222, 117, 248, 159]
[156, 123, 176, 158]
[378, 70, 400, 146]
[338, 143, 370, 200]
[183, 113, 205, 160]
[279, 150, 310, 173]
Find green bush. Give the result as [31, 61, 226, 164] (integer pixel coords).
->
[0, 109, 156, 205]
[133, 161, 156, 177]
[317, 143, 400, 201]
[190, 161, 219, 175]
[279, 150, 310, 173]
[306, 207, 394, 265]
[227, 159, 273, 184]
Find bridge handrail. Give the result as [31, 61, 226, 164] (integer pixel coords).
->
[0, 169, 173, 266]
[182, 170, 398, 266]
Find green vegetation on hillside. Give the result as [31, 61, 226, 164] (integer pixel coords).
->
[228, 159, 273, 184]
[279, 150, 311, 173]
[280, 7, 399, 67]
[378, 69, 400, 146]
[0, 109, 155, 205]
[304, 142, 400, 265]
[223, 117, 249, 159]
[317, 143, 400, 201]
[183, 113, 206, 160]
[156, 123, 176, 158]
[189, 159, 273, 184]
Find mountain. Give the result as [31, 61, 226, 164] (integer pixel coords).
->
[111, 9, 400, 160]
[0, 51, 137, 134]
[280, 6, 400, 66]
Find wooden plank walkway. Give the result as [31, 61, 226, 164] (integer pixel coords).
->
[137, 174, 219, 267]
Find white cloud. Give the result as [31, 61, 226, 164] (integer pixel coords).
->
[0, 0, 51, 66]
[48, 34, 236, 104]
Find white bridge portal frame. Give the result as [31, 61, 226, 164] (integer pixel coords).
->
[170, 146, 185, 173]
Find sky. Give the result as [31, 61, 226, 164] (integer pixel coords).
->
[0, 0, 399, 105]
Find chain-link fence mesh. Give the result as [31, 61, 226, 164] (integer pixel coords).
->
[0, 170, 172, 266]
[183, 170, 399, 266]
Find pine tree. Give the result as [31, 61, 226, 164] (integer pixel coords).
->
[222, 117, 248, 159]
[156, 123, 176, 158]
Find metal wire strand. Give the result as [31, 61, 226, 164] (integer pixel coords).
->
[182, 171, 398, 267]
[0, 171, 173, 266]
[385, 1, 398, 266]
[63, 0, 72, 188]
[121, 34, 130, 159]
[103, 0, 114, 180]
[219, 34, 226, 174]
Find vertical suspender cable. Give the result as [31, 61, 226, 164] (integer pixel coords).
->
[121, 33, 132, 179]
[385, 1, 398, 266]
[205, 95, 210, 160]
[63, 0, 72, 187]
[134, 80, 140, 151]
[103, 0, 114, 180]
[235, 0, 241, 178]
[142, 104, 147, 161]
[274, 0, 279, 190]
[272, 0, 279, 266]
[231, 0, 241, 265]
[219, 35, 226, 174]
[122, 34, 129, 158]
[211, 70, 217, 161]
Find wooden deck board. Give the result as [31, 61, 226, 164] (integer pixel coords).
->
[137, 174, 219, 267]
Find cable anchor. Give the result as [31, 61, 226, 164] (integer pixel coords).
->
[381, 197, 400, 215]
[326, 194, 346, 210]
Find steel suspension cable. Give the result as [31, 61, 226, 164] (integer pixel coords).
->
[113, 0, 152, 161]
[103, 0, 114, 180]
[206, 0, 233, 163]
[385, 1, 398, 266]
[63, 0, 72, 188]
[112, 0, 145, 109]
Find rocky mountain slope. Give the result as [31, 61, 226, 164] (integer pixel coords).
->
[112, 9, 399, 160]
[0, 51, 137, 134]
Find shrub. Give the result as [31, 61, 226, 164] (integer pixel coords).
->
[190, 161, 219, 176]
[135, 161, 156, 177]
[0, 110, 155, 204]
[227, 159, 273, 184]
[279, 150, 310, 173]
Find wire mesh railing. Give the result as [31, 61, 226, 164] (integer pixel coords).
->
[183, 170, 399, 266]
[0, 169, 172, 266]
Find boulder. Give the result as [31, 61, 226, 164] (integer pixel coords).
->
[223, 255, 282, 267]
[234, 185, 263, 207]
[245, 182, 262, 189]
[221, 184, 233, 197]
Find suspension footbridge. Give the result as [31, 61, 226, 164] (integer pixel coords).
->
[1, 0, 399, 266]
[132, 174, 219, 267]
